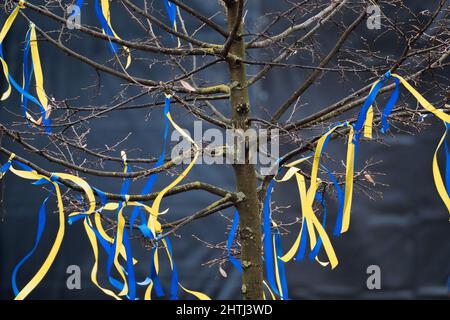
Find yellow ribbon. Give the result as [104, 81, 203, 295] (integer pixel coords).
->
[161, 238, 211, 300]
[277, 159, 338, 268]
[26, 23, 51, 124]
[100, 0, 131, 69]
[83, 217, 122, 300]
[0, 2, 25, 101]
[6, 164, 97, 299]
[432, 124, 450, 214]
[147, 95, 201, 227]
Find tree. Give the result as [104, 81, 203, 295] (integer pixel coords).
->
[0, 0, 449, 300]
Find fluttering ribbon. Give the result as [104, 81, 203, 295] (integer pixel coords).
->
[163, 0, 180, 47]
[91, 0, 131, 69]
[0, 3, 52, 132]
[0, 156, 98, 300]
[77, 95, 206, 300]
[164, 0, 177, 30]
[25, 23, 52, 128]
[277, 159, 338, 269]
[21, 27, 33, 119]
[261, 176, 289, 299]
[362, 73, 450, 214]
[273, 71, 450, 278]
[141, 95, 209, 300]
[129, 96, 171, 232]
[2, 4, 449, 298]
[0, 1, 24, 101]
[11, 187, 51, 296]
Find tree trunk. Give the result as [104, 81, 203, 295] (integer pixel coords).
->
[226, 1, 264, 300]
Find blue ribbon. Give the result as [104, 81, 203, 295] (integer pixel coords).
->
[11, 160, 32, 172]
[93, 186, 108, 205]
[262, 178, 280, 297]
[22, 28, 34, 120]
[0, 160, 12, 174]
[310, 192, 327, 260]
[75, 0, 83, 11]
[380, 77, 400, 133]
[94, 0, 119, 53]
[353, 71, 392, 144]
[85, 216, 113, 252]
[12, 193, 51, 296]
[67, 187, 109, 225]
[105, 157, 134, 295]
[164, 0, 177, 28]
[226, 210, 242, 273]
[129, 97, 172, 296]
[129, 96, 170, 232]
[0, 43, 51, 133]
[274, 229, 288, 299]
[325, 167, 344, 236]
[147, 245, 165, 297]
[294, 219, 308, 261]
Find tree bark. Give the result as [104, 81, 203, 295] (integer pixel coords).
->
[226, 1, 264, 300]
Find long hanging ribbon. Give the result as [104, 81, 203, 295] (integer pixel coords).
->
[27, 23, 51, 127]
[309, 192, 327, 260]
[11, 191, 51, 296]
[105, 152, 132, 297]
[3, 66, 450, 300]
[262, 179, 279, 296]
[129, 97, 171, 232]
[323, 165, 345, 236]
[83, 217, 121, 300]
[163, 0, 180, 47]
[118, 152, 136, 300]
[92, 0, 131, 69]
[0, 155, 97, 299]
[278, 167, 338, 268]
[164, 0, 177, 29]
[81, 187, 142, 300]
[162, 237, 211, 300]
[4, 163, 66, 300]
[432, 122, 450, 213]
[148, 95, 200, 229]
[21, 27, 33, 119]
[0, 6, 52, 132]
[0, 2, 25, 101]
[129, 95, 174, 298]
[262, 175, 290, 299]
[360, 72, 450, 214]
[142, 95, 208, 300]
[444, 123, 450, 196]
[273, 228, 288, 299]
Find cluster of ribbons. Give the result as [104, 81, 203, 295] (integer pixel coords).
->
[227, 71, 450, 300]
[2, 1, 450, 301]
[0, 3, 193, 300]
[0, 2, 52, 131]
[0, 0, 200, 301]
[0, 95, 209, 300]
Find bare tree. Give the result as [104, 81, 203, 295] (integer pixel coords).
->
[0, 0, 449, 300]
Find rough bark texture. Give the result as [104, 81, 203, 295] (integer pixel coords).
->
[226, 1, 264, 300]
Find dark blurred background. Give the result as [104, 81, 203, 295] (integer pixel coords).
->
[0, 1, 449, 299]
